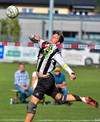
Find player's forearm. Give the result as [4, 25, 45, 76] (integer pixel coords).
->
[55, 54, 74, 75]
[62, 63, 74, 75]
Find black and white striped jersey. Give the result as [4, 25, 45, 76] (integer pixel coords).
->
[37, 39, 74, 75]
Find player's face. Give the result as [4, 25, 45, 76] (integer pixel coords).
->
[19, 64, 24, 72]
[49, 34, 60, 44]
[55, 71, 60, 76]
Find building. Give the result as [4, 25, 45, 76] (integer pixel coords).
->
[0, 0, 100, 43]
[0, 0, 97, 15]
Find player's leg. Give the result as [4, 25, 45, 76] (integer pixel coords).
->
[67, 94, 99, 108]
[52, 93, 99, 108]
[24, 95, 40, 122]
[43, 96, 45, 105]
[25, 76, 47, 122]
[85, 96, 99, 108]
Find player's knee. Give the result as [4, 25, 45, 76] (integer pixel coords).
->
[27, 102, 37, 114]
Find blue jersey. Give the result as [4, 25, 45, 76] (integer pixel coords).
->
[53, 73, 66, 84]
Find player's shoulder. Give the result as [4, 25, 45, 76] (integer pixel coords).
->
[51, 46, 61, 57]
[55, 48, 62, 54]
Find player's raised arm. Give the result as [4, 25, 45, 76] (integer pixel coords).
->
[29, 34, 40, 42]
[29, 34, 45, 47]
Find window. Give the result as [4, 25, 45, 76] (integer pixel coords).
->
[22, 8, 34, 13]
[29, 9, 34, 13]
[22, 8, 27, 13]
[82, 32, 100, 41]
[72, 9, 88, 16]
[63, 31, 78, 38]
[90, 49, 100, 53]
[55, 10, 59, 14]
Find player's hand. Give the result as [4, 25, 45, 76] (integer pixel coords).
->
[34, 35, 40, 41]
[29, 35, 40, 42]
[70, 73, 76, 81]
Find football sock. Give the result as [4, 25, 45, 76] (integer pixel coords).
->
[72, 94, 82, 101]
[81, 97, 87, 103]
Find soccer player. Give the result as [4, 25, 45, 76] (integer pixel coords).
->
[24, 31, 99, 122]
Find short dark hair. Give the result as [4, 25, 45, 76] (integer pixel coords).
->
[19, 62, 24, 66]
[55, 31, 64, 43]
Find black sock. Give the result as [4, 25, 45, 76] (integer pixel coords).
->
[72, 94, 82, 101]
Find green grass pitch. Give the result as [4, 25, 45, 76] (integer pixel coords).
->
[0, 63, 100, 122]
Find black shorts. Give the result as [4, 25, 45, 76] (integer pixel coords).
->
[32, 74, 58, 100]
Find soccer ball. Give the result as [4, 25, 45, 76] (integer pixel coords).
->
[6, 5, 19, 19]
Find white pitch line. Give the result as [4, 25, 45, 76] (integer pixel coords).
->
[37, 120, 100, 122]
[0, 119, 24, 122]
[0, 119, 100, 122]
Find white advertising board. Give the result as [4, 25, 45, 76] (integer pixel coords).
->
[0, 46, 100, 65]
[62, 49, 85, 66]
[3, 46, 39, 63]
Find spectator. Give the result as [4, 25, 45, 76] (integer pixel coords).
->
[53, 67, 68, 104]
[14, 62, 33, 103]
[31, 71, 45, 105]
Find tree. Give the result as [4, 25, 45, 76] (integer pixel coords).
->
[0, 18, 20, 42]
[96, 0, 100, 13]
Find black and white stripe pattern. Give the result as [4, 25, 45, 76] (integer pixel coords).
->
[37, 46, 59, 74]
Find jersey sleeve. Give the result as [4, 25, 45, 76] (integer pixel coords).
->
[54, 53, 74, 75]
[38, 39, 45, 48]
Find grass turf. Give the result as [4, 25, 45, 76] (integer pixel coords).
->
[0, 63, 100, 122]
